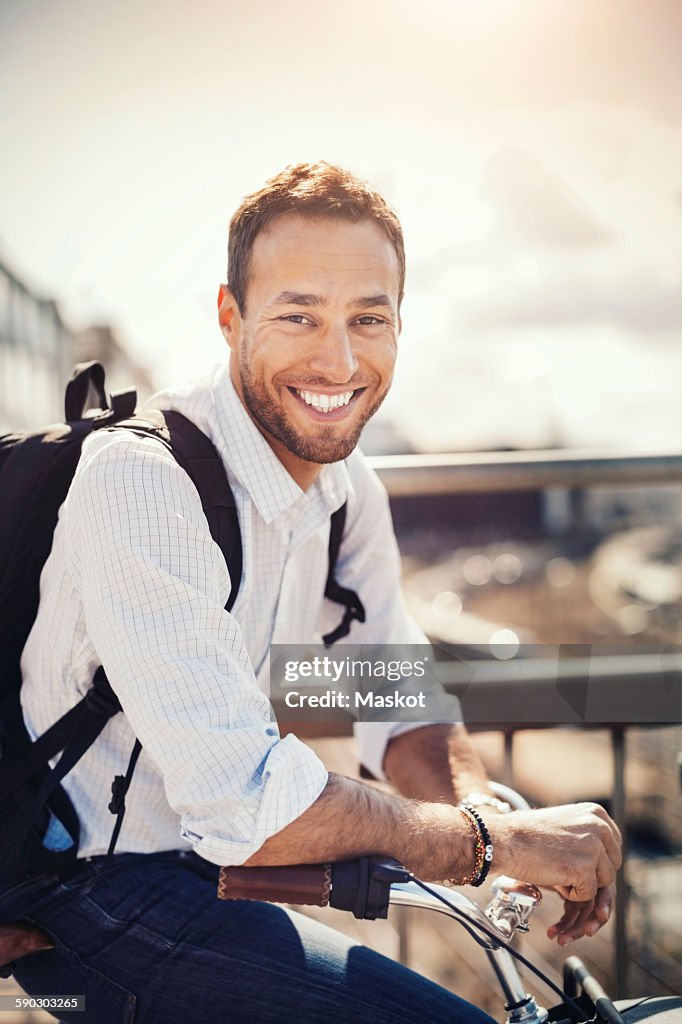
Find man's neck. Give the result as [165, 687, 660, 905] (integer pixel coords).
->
[260, 432, 323, 492]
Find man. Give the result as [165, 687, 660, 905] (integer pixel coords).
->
[8, 162, 620, 1023]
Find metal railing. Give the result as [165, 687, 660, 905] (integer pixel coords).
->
[367, 447, 682, 494]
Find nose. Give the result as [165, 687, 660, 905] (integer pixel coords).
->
[308, 324, 359, 384]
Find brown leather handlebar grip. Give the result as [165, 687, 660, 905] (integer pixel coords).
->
[217, 863, 333, 907]
[0, 922, 54, 969]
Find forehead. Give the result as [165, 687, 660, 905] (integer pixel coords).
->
[247, 214, 400, 302]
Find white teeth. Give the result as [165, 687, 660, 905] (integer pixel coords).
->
[295, 389, 354, 412]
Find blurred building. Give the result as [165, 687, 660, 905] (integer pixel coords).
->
[0, 258, 154, 432]
[0, 257, 75, 430]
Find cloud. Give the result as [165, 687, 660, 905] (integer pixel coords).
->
[406, 133, 682, 337]
[462, 260, 682, 334]
[480, 148, 616, 250]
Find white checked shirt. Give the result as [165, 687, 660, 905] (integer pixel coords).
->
[21, 363, 460, 866]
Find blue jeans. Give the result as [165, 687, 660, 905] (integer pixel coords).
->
[1, 851, 496, 1024]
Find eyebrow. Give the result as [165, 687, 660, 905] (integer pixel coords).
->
[271, 291, 394, 310]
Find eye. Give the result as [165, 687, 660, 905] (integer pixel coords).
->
[353, 315, 386, 326]
[279, 313, 314, 325]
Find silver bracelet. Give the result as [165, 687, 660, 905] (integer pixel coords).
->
[458, 791, 512, 815]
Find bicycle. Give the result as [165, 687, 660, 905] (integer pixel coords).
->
[216, 784, 681, 1024]
[216, 855, 681, 1024]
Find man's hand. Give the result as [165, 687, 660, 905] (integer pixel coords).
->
[547, 884, 615, 946]
[492, 802, 622, 903]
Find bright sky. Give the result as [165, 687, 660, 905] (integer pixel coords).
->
[2, 0, 681, 449]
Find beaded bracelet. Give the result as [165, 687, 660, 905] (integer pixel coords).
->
[459, 805, 486, 885]
[460, 802, 494, 887]
[448, 806, 484, 886]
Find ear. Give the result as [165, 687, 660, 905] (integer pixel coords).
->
[217, 284, 241, 351]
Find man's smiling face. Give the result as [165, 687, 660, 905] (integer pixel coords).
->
[219, 213, 401, 488]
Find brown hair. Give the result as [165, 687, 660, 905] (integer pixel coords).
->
[227, 161, 405, 314]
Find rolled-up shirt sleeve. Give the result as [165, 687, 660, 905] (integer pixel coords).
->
[65, 430, 328, 865]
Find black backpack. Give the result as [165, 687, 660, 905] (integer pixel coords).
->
[0, 361, 365, 881]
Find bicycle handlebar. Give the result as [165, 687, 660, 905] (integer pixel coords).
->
[218, 857, 413, 920]
[218, 862, 333, 907]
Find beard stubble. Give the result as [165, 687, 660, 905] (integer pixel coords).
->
[238, 353, 389, 465]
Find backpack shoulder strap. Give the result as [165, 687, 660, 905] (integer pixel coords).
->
[109, 410, 242, 611]
[322, 503, 365, 647]
[163, 410, 242, 612]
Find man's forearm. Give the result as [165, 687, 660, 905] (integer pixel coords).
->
[383, 723, 491, 804]
[243, 771, 474, 882]
[242, 771, 623, 908]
